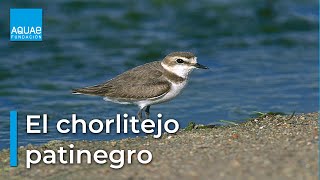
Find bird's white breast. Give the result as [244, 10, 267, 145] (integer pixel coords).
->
[136, 81, 187, 108]
[158, 81, 187, 103]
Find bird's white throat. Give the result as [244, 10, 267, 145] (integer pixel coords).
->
[161, 62, 194, 79]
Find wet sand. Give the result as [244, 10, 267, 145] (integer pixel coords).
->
[0, 113, 318, 180]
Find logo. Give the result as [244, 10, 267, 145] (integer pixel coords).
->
[10, 9, 42, 41]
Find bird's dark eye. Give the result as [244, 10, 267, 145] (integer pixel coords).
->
[176, 59, 184, 63]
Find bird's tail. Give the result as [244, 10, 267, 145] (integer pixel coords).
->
[72, 85, 105, 96]
[72, 88, 83, 94]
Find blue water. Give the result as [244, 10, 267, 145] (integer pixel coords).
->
[0, 0, 318, 149]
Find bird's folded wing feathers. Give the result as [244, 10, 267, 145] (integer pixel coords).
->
[72, 62, 171, 100]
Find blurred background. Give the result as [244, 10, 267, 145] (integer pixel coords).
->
[0, 0, 318, 149]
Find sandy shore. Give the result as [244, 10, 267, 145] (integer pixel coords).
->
[0, 113, 318, 180]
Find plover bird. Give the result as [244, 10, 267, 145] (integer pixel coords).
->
[72, 52, 208, 120]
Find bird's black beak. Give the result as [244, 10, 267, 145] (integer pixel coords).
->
[194, 63, 209, 69]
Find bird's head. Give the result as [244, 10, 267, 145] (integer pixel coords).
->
[161, 52, 208, 78]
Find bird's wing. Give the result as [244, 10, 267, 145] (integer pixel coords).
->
[72, 62, 171, 100]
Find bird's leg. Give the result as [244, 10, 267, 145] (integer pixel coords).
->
[145, 106, 150, 119]
[137, 108, 143, 121]
[143, 105, 153, 130]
